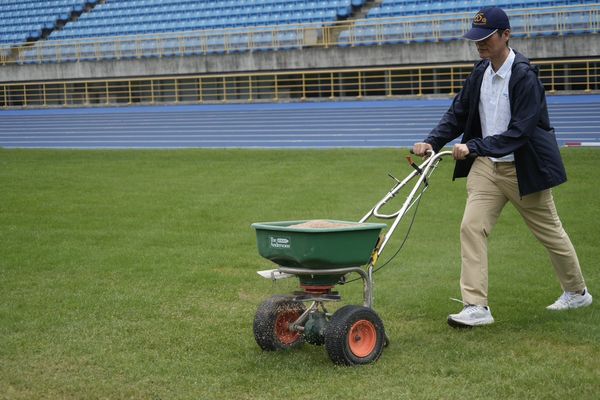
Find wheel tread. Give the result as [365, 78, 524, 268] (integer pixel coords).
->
[324, 305, 385, 365]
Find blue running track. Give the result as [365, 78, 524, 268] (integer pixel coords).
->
[1, 96, 599, 149]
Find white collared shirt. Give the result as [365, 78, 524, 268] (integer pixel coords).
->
[479, 48, 515, 162]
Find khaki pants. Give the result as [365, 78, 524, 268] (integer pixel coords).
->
[460, 157, 586, 306]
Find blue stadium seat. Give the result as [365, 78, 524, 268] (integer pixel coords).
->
[338, 29, 351, 46]
[354, 26, 377, 45]
[440, 20, 461, 41]
[227, 32, 250, 52]
[565, 12, 591, 34]
[158, 37, 175, 56]
[536, 14, 558, 35]
[277, 31, 301, 50]
[509, 14, 527, 37]
[206, 36, 226, 54]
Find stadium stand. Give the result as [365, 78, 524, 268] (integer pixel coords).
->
[0, 0, 597, 65]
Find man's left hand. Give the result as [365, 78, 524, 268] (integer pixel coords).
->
[452, 144, 470, 160]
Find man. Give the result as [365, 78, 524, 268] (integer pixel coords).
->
[412, 7, 592, 327]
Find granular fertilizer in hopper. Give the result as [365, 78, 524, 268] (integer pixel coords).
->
[290, 220, 363, 229]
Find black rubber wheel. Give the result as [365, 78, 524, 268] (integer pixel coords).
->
[253, 295, 306, 351]
[324, 305, 385, 365]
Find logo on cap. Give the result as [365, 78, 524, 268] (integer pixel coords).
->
[473, 12, 487, 25]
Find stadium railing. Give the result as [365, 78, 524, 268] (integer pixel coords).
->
[1, 4, 598, 65]
[1, 58, 598, 108]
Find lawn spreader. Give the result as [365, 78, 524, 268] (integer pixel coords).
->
[251, 150, 453, 365]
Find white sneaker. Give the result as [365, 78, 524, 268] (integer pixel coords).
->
[546, 288, 593, 310]
[447, 305, 494, 327]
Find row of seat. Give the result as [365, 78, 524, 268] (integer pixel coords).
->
[78, 10, 339, 25]
[340, 9, 597, 46]
[99, 0, 351, 9]
[2, 6, 81, 19]
[0, 0, 92, 12]
[0, 0, 99, 44]
[100, 0, 353, 11]
[49, 0, 352, 40]
[376, 0, 590, 5]
[3, 17, 59, 31]
[370, 0, 598, 17]
[17, 30, 305, 64]
[79, 3, 349, 21]
[50, 13, 336, 39]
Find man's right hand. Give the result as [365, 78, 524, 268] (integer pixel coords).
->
[412, 142, 433, 157]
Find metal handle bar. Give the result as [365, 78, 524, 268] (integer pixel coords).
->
[370, 150, 452, 219]
[359, 150, 453, 257]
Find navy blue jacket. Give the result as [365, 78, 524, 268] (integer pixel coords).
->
[424, 51, 567, 196]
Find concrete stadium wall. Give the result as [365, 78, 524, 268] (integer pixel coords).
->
[1, 35, 598, 83]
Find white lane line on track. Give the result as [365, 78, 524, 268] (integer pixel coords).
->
[0, 102, 595, 114]
[2, 111, 598, 123]
[0, 128, 437, 134]
[2, 137, 596, 144]
[1, 105, 596, 116]
[4, 128, 594, 136]
[0, 138, 440, 144]
[1, 144, 418, 148]
[0, 122, 440, 129]
[0, 110, 448, 117]
[1, 112, 597, 123]
[1, 133, 427, 138]
[2, 132, 600, 139]
[0, 102, 595, 113]
[2, 116, 599, 125]
[0, 120, 439, 126]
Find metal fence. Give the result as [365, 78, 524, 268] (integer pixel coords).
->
[1, 4, 598, 65]
[2, 58, 598, 108]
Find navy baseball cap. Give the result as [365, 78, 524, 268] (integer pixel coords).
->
[464, 7, 510, 41]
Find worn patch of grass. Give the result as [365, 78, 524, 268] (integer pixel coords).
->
[1, 148, 598, 399]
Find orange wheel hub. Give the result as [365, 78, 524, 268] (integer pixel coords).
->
[275, 310, 301, 345]
[348, 319, 377, 358]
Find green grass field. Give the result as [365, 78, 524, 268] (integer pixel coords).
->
[1, 148, 598, 399]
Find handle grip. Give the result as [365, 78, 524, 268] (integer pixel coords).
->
[409, 148, 478, 159]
